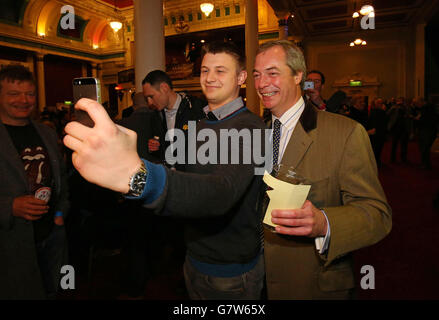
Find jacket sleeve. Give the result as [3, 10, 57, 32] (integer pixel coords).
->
[141, 160, 257, 219]
[322, 123, 392, 266]
[0, 196, 15, 230]
[44, 127, 70, 219]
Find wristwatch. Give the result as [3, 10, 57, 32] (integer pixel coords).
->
[126, 161, 148, 197]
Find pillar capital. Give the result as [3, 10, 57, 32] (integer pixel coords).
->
[36, 52, 45, 61]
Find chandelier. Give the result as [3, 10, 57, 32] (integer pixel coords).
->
[349, 38, 367, 47]
[200, 3, 214, 17]
[352, 4, 375, 18]
[110, 0, 122, 32]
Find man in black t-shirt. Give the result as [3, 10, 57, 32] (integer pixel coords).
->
[0, 65, 69, 299]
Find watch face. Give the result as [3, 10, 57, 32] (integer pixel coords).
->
[128, 163, 147, 197]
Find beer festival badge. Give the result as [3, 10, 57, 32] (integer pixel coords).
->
[35, 187, 51, 203]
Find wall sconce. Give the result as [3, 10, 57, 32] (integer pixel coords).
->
[110, 21, 122, 32]
[200, 3, 214, 17]
[110, 0, 123, 32]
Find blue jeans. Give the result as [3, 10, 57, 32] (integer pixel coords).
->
[183, 254, 265, 300]
[35, 224, 68, 299]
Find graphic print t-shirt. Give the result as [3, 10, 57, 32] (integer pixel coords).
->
[5, 123, 54, 242]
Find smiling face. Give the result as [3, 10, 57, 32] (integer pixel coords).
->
[200, 52, 247, 110]
[253, 45, 303, 118]
[0, 79, 36, 126]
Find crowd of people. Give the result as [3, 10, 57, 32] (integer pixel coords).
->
[0, 39, 436, 300]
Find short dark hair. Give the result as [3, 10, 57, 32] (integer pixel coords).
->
[0, 64, 35, 91]
[307, 70, 325, 85]
[142, 70, 173, 89]
[201, 41, 246, 71]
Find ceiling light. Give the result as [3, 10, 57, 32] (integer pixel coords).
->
[350, 38, 367, 47]
[352, 12, 359, 18]
[360, 5, 374, 16]
[200, 3, 214, 17]
[110, 21, 122, 32]
[110, 0, 122, 32]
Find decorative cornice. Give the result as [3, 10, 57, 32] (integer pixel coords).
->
[0, 35, 125, 61]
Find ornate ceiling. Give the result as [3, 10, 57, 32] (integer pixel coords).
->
[266, 0, 439, 37]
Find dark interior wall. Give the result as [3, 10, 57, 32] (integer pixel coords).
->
[43, 55, 83, 107]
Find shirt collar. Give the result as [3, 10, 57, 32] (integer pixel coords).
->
[203, 97, 244, 120]
[165, 93, 181, 116]
[272, 96, 305, 131]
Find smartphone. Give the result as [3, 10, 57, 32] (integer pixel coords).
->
[72, 77, 102, 127]
[304, 81, 314, 90]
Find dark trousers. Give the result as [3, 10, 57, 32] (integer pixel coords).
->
[370, 136, 385, 168]
[418, 130, 437, 169]
[391, 129, 410, 162]
[183, 254, 265, 300]
[35, 224, 68, 299]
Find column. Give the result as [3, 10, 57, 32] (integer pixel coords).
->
[276, 12, 290, 40]
[97, 63, 103, 81]
[133, 0, 165, 91]
[35, 53, 46, 112]
[81, 63, 88, 77]
[414, 23, 426, 98]
[245, 0, 260, 115]
[91, 63, 98, 78]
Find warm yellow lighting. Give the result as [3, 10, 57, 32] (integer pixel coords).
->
[200, 3, 214, 17]
[352, 12, 359, 18]
[38, 32, 45, 37]
[200, 39, 205, 43]
[110, 21, 122, 32]
[354, 38, 363, 45]
[350, 42, 355, 47]
[360, 5, 374, 16]
[93, 44, 99, 49]
[361, 40, 367, 45]
[368, 11, 375, 18]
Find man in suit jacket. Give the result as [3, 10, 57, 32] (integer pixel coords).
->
[253, 40, 392, 299]
[0, 65, 69, 299]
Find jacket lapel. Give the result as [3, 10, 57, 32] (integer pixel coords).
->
[281, 120, 313, 169]
[280, 101, 317, 169]
[0, 122, 28, 189]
